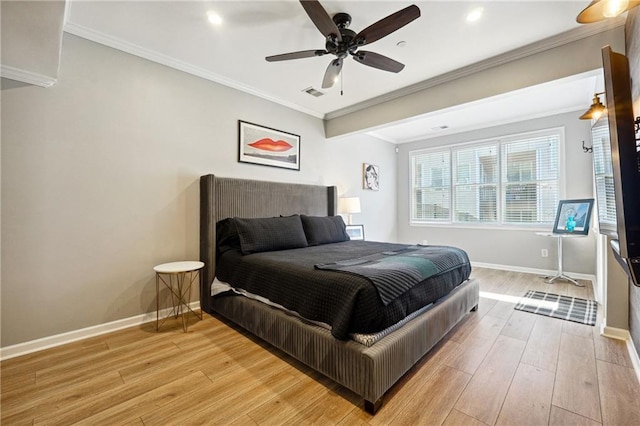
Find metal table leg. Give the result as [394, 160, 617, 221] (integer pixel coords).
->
[542, 236, 584, 287]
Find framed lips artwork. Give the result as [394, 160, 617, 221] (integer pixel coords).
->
[238, 120, 301, 171]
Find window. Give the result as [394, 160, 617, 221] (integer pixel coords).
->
[412, 150, 450, 221]
[410, 129, 561, 227]
[501, 134, 559, 224]
[591, 117, 616, 230]
[453, 144, 498, 223]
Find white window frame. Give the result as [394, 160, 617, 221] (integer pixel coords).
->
[409, 127, 565, 230]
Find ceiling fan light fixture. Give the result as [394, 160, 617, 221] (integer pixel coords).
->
[576, 0, 640, 23]
[579, 92, 606, 120]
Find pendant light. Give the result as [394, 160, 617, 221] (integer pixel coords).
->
[579, 92, 606, 120]
[577, 0, 640, 23]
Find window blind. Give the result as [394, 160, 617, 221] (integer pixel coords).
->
[501, 134, 559, 225]
[412, 150, 450, 221]
[453, 144, 498, 223]
[592, 118, 617, 227]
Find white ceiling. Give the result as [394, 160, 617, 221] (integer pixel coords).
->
[64, 1, 610, 142]
[367, 69, 603, 143]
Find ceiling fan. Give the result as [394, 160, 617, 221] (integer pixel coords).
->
[266, 1, 421, 89]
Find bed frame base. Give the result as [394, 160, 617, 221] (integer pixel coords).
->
[365, 398, 383, 415]
[210, 279, 479, 411]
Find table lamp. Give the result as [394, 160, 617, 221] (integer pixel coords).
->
[338, 197, 361, 225]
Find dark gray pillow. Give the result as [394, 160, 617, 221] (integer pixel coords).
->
[216, 218, 241, 258]
[234, 215, 308, 254]
[300, 215, 350, 246]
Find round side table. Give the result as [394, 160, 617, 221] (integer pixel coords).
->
[154, 261, 204, 332]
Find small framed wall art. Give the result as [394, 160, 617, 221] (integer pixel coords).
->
[363, 163, 379, 191]
[238, 120, 300, 170]
[346, 224, 365, 241]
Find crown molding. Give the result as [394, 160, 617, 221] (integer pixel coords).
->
[63, 14, 624, 122]
[0, 65, 57, 87]
[325, 18, 626, 121]
[63, 22, 325, 119]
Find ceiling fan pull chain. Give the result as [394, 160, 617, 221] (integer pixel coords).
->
[340, 70, 344, 96]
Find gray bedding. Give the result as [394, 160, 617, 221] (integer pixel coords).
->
[215, 240, 471, 339]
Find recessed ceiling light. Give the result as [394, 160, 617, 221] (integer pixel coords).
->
[207, 11, 223, 26]
[466, 7, 484, 22]
[396, 41, 407, 48]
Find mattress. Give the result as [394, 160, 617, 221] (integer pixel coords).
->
[213, 278, 448, 346]
[215, 240, 471, 339]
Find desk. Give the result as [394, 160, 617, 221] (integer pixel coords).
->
[536, 232, 586, 287]
[154, 261, 204, 331]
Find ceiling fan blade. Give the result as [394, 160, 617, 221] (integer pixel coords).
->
[353, 51, 404, 73]
[355, 5, 420, 46]
[300, 0, 342, 42]
[322, 58, 343, 88]
[266, 50, 327, 62]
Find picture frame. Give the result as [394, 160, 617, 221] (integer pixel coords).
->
[346, 224, 365, 241]
[363, 163, 379, 191]
[238, 120, 300, 170]
[552, 198, 594, 235]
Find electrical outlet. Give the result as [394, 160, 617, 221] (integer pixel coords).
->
[422, 240, 428, 245]
[541, 249, 548, 258]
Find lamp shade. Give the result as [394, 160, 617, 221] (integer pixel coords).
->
[579, 93, 606, 120]
[577, 0, 640, 23]
[338, 197, 361, 214]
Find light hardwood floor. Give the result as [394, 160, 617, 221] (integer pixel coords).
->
[2, 267, 640, 425]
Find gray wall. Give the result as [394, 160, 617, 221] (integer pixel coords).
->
[325, 134, 398, 243]
[625, 7, 640, 356]
[0, 34, 395, 347]
[396, 111, 596, 274]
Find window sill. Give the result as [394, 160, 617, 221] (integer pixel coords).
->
[408, 222, 551, 232]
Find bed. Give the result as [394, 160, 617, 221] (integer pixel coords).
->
[199, 174, 479, 413]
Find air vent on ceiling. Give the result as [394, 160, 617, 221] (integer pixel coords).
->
[303, 87, 325, 97]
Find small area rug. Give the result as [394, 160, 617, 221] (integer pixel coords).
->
[514, 290, 597, 326]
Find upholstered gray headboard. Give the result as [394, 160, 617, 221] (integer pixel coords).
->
[199, 174, 338, 313]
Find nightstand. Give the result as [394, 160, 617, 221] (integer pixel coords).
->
[154, 261, 204, 332]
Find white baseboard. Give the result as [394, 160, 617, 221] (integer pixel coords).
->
[597, 324, 640, 386]
[471, 261, 597, 294]
[0, 302, 200, 361]
[608, 330, 640, 387]
[600, 324, 630, 340]
[2, 262, 597, 361]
